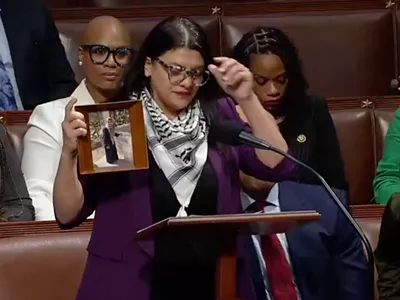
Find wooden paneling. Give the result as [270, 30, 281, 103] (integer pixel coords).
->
[0, 111, 31, 125]
[0, 220, 93, 238]
[44, 0, 222, 9]
[43, 0, 386, 10]
[326, 96, 400, 110]
[50, 4, 218, 20]
[46, 0, 389, 20]
[223, 0, 386, 15]
[0, 96, 398, 126]
[0, 205, 383, 239]
[350, 204, 385, 218]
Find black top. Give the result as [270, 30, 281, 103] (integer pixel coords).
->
[149, 154, 219, 300]
[279, 95, 348, 190]
[0, 124, 34, 221]
[374, 195, 400, 298]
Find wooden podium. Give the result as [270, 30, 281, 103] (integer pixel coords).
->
[136, 211, 321, 300]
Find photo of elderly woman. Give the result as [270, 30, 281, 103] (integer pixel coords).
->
[88, 109, 134, 170]
[103, 117, 120, 163]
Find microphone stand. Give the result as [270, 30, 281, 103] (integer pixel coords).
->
[243, 135, 375, 300]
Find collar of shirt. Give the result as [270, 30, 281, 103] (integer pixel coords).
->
[241, 184, 280, 212]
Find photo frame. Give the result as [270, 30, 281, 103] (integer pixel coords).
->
[75, 100, 148, 175]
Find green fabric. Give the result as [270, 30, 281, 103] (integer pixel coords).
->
[374, 108, 400, 204]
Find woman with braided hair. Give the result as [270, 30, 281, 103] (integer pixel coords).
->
[0, 124, 34, 221]
[232, 27, 369, 300]
[233, 27, 348, 201]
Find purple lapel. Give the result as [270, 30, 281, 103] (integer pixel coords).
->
[129, 169, 154, 258]
[209, 146, 242, 215]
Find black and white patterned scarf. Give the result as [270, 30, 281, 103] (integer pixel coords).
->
[140, 88, 208, 217]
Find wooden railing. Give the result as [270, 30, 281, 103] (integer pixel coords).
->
[1, 96, 399, 126]
[0, 204, 384, 239]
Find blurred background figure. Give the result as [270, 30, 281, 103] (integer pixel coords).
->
[0, 123, 34, 222]
[0, 0, 77, 111]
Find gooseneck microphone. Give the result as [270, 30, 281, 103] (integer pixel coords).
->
[211, 120, 375, 300]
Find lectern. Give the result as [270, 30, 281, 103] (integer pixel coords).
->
[136, 211, 320, 300]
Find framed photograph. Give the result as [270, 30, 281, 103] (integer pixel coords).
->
[75, 100, 148, 175]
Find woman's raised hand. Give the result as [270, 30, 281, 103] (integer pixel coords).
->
[61, 97, 87, 157]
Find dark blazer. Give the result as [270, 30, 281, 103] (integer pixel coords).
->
[374, 197, 400, 299]
[0, 0, 77, 110]
[247, 181, 368, 300]
[279, 95, 347, 190]
[0, 124, 34, 221]
[56, 98, 295, 300]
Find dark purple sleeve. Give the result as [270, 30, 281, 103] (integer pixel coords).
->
[216, 97, 295, 181]
[56, 164, 100, 229]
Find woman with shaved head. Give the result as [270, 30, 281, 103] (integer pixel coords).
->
[21, 16, 134, 220]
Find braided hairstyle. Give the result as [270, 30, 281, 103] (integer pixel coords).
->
[233, 27, 309, 118]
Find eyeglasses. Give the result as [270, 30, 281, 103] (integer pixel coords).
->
[155, 58, 209, 87]
[80, 44, 134, 67]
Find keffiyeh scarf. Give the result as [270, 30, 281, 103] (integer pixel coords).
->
[140, 88, 208, 217]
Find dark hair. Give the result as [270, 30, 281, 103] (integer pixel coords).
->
[233, 27, 309, 117]
[120, 16, 220, 124]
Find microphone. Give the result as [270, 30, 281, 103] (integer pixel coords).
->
[211, 120, 375, 300]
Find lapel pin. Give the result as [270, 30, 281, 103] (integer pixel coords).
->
[296, 134, 306, 143]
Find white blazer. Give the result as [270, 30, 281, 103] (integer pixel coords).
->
[21, 80, 95, 221]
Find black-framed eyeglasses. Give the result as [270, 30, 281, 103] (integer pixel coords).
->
[155, 58, 209, 87]
[253, 73, 287, 86]
[80, 44, 134, 67]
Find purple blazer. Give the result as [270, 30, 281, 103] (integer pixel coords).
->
[58, 97, 294, 300]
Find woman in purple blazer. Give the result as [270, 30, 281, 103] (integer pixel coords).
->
[53, 17, 293, 300]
